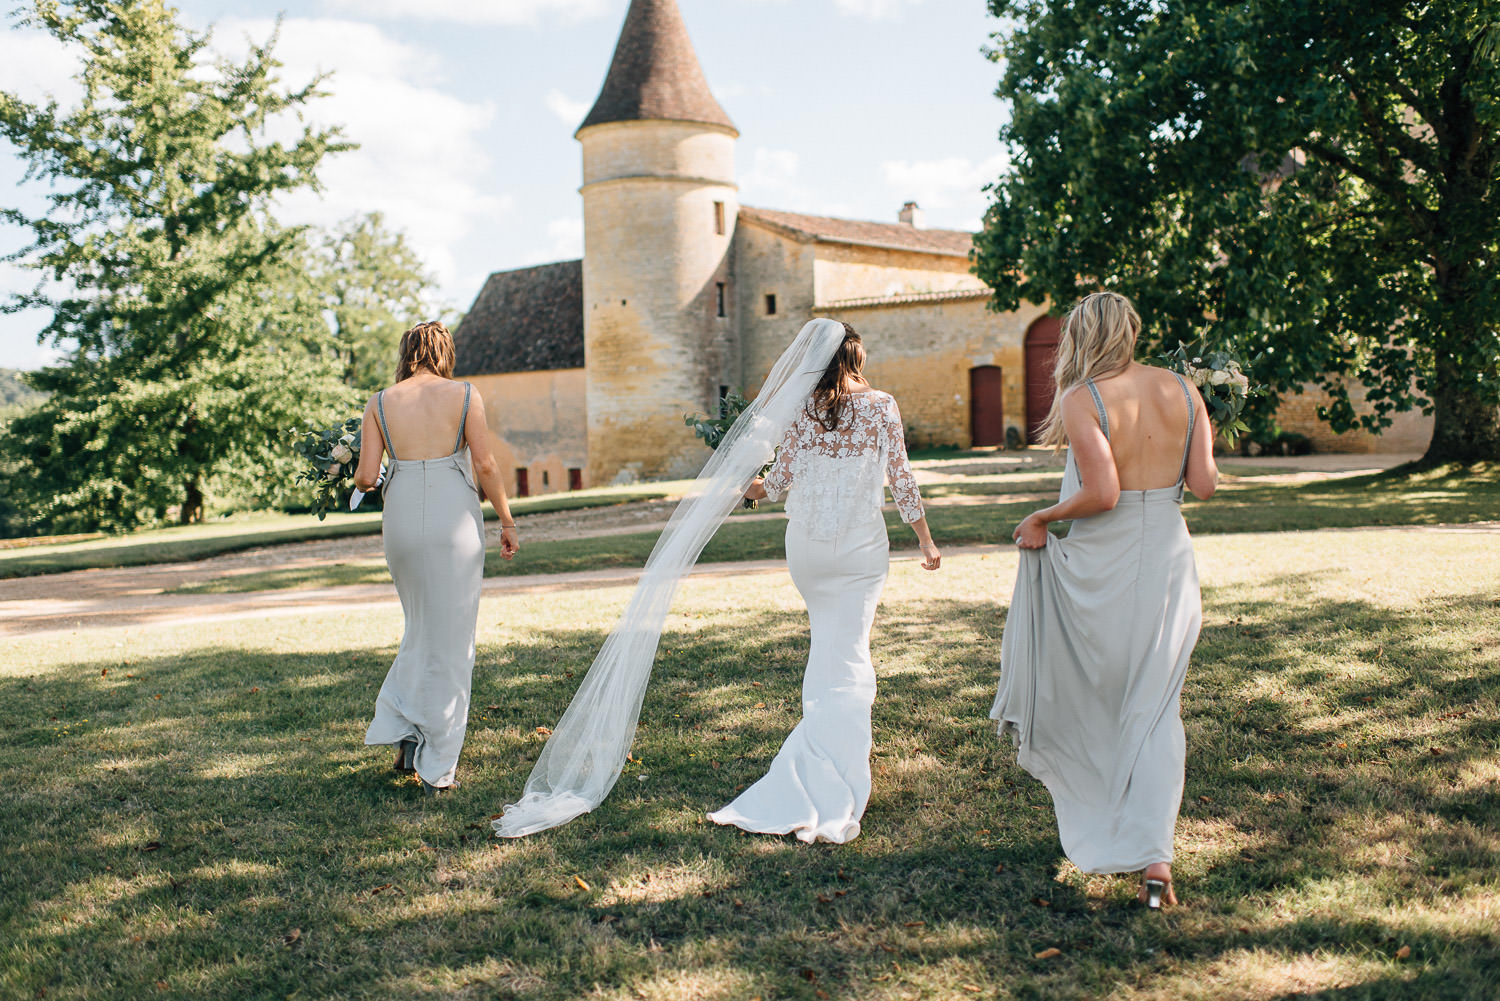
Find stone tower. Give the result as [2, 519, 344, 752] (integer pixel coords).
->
[577, 0, 739, 484]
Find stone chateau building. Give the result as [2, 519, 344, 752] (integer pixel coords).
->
[453, 0, 1426, 496]
[452, 0, 1057, 494]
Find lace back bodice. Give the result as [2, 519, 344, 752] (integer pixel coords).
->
[761, 390, 924, 540]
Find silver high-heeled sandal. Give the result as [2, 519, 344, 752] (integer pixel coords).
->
[1142, 878, 1169, 910]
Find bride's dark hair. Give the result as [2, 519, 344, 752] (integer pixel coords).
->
[809, 323, 866, 431]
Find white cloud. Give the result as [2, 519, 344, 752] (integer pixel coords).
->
[214, 17, 509, 309]
[322, 0, 610, 25]
[545, 89, 590, 127]
[881, 152, 1009, 213]
[521, 217, 584, 265]
[833, 0, 925, 19]
[0, 25, 83, 109]
[743, 148, 800, 191]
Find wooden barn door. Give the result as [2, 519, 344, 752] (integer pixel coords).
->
[969, 366, 1005, 447]
[1024, 315, 1062, 443]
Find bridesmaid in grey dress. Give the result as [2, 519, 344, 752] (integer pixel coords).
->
[990, 292, 1219, 908]
[353, 321, 520, 794]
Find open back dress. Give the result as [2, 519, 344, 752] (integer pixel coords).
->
[364, 384, 485, 788]
[990, 374, 1201, 873]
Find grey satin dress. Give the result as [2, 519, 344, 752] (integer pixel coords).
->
[990, 375, 1201, 874]
[364, 384, 485, 788]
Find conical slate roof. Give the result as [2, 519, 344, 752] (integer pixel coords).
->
[578, 0, 736, 133]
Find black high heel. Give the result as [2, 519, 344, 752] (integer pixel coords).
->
[393, 739, 416, 774]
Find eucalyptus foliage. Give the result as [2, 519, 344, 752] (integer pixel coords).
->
[0, 0, 356, 531]
[976, 0, 1500, 462]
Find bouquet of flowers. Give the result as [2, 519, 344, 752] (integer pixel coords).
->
[1150, 344, 1259, 448]
[290, 417, 366, 520]
[684, 389, 770, 508]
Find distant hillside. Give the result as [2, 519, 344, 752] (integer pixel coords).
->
[0, 368, 46, 410]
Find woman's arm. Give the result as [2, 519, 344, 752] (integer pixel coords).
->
[1183, 384, 1219, 500]
[354, 396, 384, 492]
[1013, 388, 1120, 548]
[881, 396, 940, 570]
[748, 416, 802, 502]
[462, 391, 520, 560]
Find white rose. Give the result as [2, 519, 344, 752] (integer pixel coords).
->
[1233, 373, 1250, 390]
[1209, 370, 1231, 386]
[1190, 367, 1210, 387]
[331, 443, 354, 463]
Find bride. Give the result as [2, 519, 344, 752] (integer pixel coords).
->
[708, 323, 940, 843]
[493, 318, 937, 838]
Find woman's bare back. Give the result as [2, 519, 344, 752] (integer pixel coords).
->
[1089, 363, 1196, 491]
[376, 375, 471, 460]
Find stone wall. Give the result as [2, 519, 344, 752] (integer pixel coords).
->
[579, 119, 738, 485]
[812, 243, 984, 304]
[732, 224, 817, 396]
[466, 369, 588, 496]
[1273, 380, 1433, 454]
[816, 297, 1048, 447]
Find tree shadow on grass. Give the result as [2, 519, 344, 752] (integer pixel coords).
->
[2, 586, 1496, 1000]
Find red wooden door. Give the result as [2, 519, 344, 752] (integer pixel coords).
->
[969, 366, 1005, 447]
[515, 468, 530, 498]
[1024, 315, 1062, 443]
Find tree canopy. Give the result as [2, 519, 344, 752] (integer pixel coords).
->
[0, 0, 359, 531]
[975, 0, 1500, 462]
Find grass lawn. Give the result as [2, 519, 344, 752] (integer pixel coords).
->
[0, 487, 675, 580]
[176, 462, 1500, 595]
[4, 529, 1497, 999]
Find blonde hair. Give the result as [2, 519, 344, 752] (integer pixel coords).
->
[395, 320, 456, 382]
[1037, 291, 1140, 448]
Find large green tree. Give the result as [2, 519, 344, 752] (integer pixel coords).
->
[975, 0, 1500, 462]
[0, 0, 356, 531]
[310, 212, 432, 391]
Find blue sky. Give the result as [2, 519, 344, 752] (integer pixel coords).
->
[0, 0, 1011, 370]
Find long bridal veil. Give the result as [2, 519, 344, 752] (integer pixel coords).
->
[493, 318, 846, 837]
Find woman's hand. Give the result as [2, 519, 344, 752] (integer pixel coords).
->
[919, 542, 941, 571]
[1013, 512, 1051, 549]
[745, 477, 768, 502]
[498, 525, 519, 560]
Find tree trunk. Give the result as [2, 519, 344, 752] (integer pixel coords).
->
[1422, 355, 1500, 464]
[179, 478, 205, 524]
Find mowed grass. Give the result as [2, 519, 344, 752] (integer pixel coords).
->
[4, 529, 1497, 1000]
[176, 462, 1500, 594]
[0, 487, 675, 580]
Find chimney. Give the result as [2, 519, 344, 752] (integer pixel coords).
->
[898, 201, 924, 228]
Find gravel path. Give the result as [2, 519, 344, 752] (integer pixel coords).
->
[0, 453, 1437, 638]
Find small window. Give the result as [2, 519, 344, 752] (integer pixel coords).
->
[568, 468, 583, 491]
[713, 201, 725, 235]
[765, 293, 777, 316]
[715, 282, 726, 318]
[541, 470, 550, 488]
[515, 468, 530, 498]
[718, 384, 730, 401]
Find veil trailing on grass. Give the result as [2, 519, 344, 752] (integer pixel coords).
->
[493, 318, 846, 837]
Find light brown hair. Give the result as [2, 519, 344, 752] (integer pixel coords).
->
[395, 320, 456, 382]
[1038, 292, 1141, 448]
[810, 322, 867, 431]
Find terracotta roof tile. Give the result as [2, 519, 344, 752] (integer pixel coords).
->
[453, 260, 583, 376]
[738, 206, 975, 258]
[579, 0, 735, 133]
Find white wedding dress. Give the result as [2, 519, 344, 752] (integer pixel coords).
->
[707, 391, 925, 843]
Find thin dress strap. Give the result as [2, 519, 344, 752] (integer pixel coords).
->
[1084, 379, 1110, 439]
[376, 391, 398, 461]
[1172, 372, 1195, 483]
[453, 382, 472, 453]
